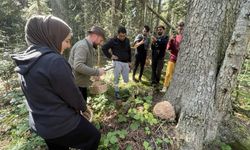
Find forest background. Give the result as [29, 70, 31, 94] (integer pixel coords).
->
[0, 0, 249, 150]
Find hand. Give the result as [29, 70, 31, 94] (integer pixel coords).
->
[170, 35, 176, 40]
[134, 40, 144, 48]
[98, 68, 105, 76]
[111, 54, 118, 60]
[129, 63, 132, 69]
[80, 107, 93, 122]
[93, 76, 101, 81]
[128, 63, 132, 72]
[151, 36, 157, 43]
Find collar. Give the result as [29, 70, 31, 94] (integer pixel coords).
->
[85, 37, 93, 47]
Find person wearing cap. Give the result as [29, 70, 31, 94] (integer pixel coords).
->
[11, 15, 100, 150]
[69, 26, 106, 102]
[161, 21, 184, 92]
[151, 25, 169, 86]
[102, 26, 131, 99]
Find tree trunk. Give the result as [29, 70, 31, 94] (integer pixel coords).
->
[165, 0, 250, 149]
[50, 0, 66, 21]
[156, 0, 162, 26]
[120, 0, 126, 26]
[36, 0, 41, 15]
[111, 0, 121, 35]
[139, 0, 146, 28]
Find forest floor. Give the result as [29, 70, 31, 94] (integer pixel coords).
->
[0, 61, 179, 150]
[0, 59, 249, 150]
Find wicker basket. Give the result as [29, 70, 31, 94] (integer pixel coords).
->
[89, 81, 108, 94]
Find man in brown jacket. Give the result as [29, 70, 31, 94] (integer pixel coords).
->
[69, 26, 106, 101]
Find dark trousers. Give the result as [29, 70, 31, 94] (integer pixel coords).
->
[133, 53, 147, 79]
[79, 87, 88, 102]
[44, 116, 100, 150]
[151, 54, 164, 84]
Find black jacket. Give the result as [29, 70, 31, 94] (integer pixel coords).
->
[11, 45, 86, 139]
[102, 37, 131, 62]
[151, 35, 168, 59]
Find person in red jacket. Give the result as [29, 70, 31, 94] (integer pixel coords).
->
[161, 21, 184, 92]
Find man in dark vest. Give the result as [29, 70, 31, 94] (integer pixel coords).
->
[151, 25, 169, 85]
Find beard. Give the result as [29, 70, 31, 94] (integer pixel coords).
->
[93, 43, 98, 49]
[157, 32, 163, 36]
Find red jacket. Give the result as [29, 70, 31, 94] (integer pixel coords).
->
[166, 34, 183, 62]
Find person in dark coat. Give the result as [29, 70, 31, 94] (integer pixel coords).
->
[11, 15, 100, 150]
[132, 25, 151, 82]
[151, 25, 169, 85]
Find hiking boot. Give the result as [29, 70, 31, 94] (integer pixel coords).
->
[160, 87, 167, 93]
[115, 91, 121, 99]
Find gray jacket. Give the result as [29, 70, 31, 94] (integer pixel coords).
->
[69, 38, 99, 87]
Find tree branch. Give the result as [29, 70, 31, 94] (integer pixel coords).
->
[146, 4, 176, 30]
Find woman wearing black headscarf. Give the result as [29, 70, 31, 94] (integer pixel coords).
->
[11, 15, 100, 150]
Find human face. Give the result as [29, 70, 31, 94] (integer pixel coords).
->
[142, 28, 149, 36]
[61, 33, 72, 54]
[157, 27, 164, 36]
[178, 26, 184, 34]
[117, 33, 126, 41]
[93, 34, 104, 48]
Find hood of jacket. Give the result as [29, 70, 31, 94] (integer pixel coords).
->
[11, 45, 56, 75]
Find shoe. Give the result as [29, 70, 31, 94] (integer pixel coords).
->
[138, 78, 142, 82]
[160, 87, 167, 92]
[151, 81, 157, 86]
[133, 77, 139, 83]
[115, 91, 121, 99]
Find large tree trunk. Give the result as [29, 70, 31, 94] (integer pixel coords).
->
[165, 0, 250, 149]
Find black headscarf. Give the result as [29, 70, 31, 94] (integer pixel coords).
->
[25, 15, 71, 52]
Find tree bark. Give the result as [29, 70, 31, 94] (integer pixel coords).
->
[156, 0, 162, 26]
[165, 0, 250, 149]
[111, 0, 121, 35]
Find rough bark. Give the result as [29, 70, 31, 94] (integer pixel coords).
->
[165, 0, 250, 149]
[120, 0, 126, 26]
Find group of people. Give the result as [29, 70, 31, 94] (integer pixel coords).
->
[11, 14, 184, 149]
[132, 23, 184, 92]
